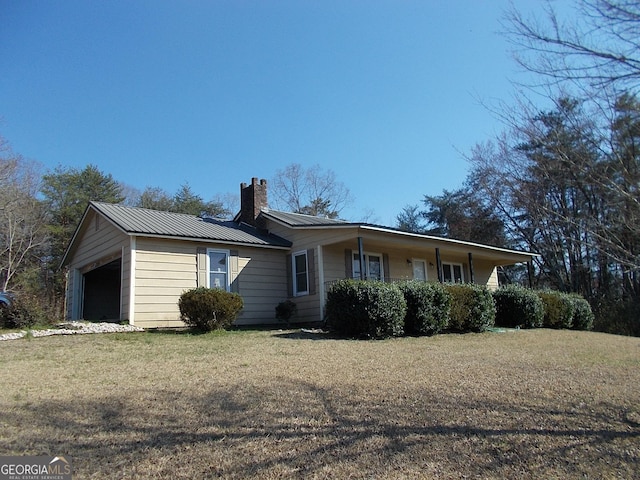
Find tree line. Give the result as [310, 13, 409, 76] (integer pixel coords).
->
[397, 0, 640, 335]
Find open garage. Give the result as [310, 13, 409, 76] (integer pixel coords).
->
[82, 258, 122, 321]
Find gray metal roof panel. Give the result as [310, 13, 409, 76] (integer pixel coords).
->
[91, 202, 292, 247]
[261, 209, 354, 227]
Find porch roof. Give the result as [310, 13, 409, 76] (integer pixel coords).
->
[261, 209, 538, 265]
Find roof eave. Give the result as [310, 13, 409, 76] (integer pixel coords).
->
[124, 232, 292, 249]
[359, 225, 539, 258]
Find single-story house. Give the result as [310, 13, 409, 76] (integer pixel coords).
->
[61, 177, 538, 328]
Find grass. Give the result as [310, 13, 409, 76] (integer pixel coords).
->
[0, 328, 638, 479]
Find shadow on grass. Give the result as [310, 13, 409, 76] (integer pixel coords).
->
[3, 378, 639, 479]
[272, 329, 345, 341]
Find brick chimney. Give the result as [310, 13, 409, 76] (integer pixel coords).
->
[239, 177, 268, 228]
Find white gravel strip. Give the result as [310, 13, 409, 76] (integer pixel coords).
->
[0, 322, 144, 341]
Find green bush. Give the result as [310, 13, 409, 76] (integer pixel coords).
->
[446, 283, 495, 333]
[275, 300, 297, 326]
[178, 287, 243, 332]
[493, 284, 544, 329]
[569, 294, 594, 331]
[537, 290, 574, 329]
[325, 279, 406, 339]
[398, 281, 450, 336]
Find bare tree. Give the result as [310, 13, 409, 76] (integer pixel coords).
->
[0, 137, 49, 291]
[271, 164, 352, 219]
[506, 0, 640, 91]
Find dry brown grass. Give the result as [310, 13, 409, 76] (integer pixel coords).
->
[0, 328, 638, 479]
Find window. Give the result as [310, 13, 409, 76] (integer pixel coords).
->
[442, 263, 464, 283]
[352, 252, 384, 281]
[207, 249, 230, 291]
[412, 259, 427, 281]
[293, 250, 309, 296]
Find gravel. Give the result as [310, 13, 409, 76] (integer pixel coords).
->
[0, 322, 144, 341]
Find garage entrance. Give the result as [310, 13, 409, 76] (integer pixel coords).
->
[83, 258, 122, 321]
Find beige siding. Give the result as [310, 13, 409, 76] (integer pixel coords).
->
[64, 210, 130, 321]
[133, 238, 198, 328]
[288, 248, 319, 323]
[131, 237, 288, 328]
[234, 249, 287, 325]
[486, 267, 500, 290]
[271, 228, 350, 324]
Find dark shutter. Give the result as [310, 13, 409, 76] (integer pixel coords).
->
[307, 248, 316, 295]
[286, 254, 293, 297]
[383, 253, 390, 282]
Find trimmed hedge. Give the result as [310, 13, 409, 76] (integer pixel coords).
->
[493, 284, 544, 329]
[325, 279, 406, 339]
[446, 283, 496, 333]
[569, 294, 594, 331]
[178, 287, 243, 332]
[537, 290, 574, 329]
[398, 281, 450, 336]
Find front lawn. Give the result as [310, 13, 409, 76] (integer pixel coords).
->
[0, 329, 638, 479]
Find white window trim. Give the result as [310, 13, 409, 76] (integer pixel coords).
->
[292, 250, 309, 296]
[442, 262, 465, 283]
[352, 250, 385, 281]
[207, 248, 231, 291]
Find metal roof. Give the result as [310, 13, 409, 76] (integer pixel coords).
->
[261, 209, 354, 227]
[261, 208, 538, 261]
[91, 202, 292, 248]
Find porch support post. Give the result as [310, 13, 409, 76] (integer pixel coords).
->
[435, 247, 443, 283]
[468, 252, 475, 284]
[527, 260, 533, 288]
[357, 236, 365, 280]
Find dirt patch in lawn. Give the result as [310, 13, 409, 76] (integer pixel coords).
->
[0, 329, 638, 479]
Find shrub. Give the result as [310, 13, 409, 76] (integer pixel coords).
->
[569, 294, 594, 331]
[0, 296, 36, 329]
[398, 281, 450, 336]
[178, 287, 243, 332]
[446, 283, 495, 333]
[325, 279, 406, 339]
[275, 300, 297, 326]
[493, 284, 544, 329]
[0, 292, 53, 330]
[537, 290, 574, 329]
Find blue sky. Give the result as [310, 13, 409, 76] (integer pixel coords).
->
[1, 1, 548, 225]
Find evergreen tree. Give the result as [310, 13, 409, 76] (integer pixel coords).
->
[40, 164, 125, 297]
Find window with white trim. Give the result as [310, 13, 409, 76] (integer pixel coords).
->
[442, 262, 464, 283]
[293, 250, 309, 296]
[352, 251, 384, 281]
[207, 249, 230, 291]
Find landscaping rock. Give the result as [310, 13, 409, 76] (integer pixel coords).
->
[0, 322, 144, 341]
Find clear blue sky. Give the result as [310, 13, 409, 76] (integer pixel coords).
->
[1, 1, 547, 225]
